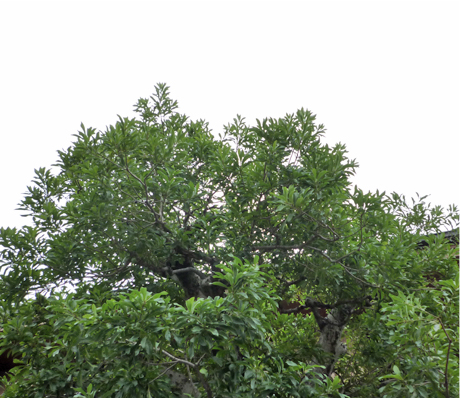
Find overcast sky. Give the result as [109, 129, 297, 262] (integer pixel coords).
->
[1, 1, 459, 229]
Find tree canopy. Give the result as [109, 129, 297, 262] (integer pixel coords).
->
[0, 84, 458, 397]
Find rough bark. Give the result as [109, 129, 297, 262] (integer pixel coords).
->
[306, 299, 354, 376]
[317, 305, 352, 375]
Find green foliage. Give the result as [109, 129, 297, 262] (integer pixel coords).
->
[0, 260, 340, 397]
[0, 84, 458, 397]
[377, 278, 459, 398]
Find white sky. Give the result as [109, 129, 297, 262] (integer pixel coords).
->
[0, 1, 459, 229]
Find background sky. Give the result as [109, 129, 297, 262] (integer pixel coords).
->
[0, 0, 459, 229]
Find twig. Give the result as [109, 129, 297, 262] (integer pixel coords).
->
[94, 256, 131, 278]
[306, 246, 377, 287]
[161, 350, 196, 368]
[252, 234, 317, 252]
[151, 363, 177, 383]
[254, 239, 376, 288]
[339, 264, 377, 287]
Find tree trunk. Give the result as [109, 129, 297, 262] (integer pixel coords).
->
[317, 305, 353, 376]
[306, 300, 354, 377]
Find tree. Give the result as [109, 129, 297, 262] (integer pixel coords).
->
[0, 83, 458, 397]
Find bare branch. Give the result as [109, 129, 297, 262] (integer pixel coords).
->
[339, 264, 377, 288]
[252, 236, 377, 287]
[124, 165, 146, 188]
[253, 243, 309, 251]
[252, 234, 317, 252]
[305, 245, 378, 288]
[151, 363, 177, 383]
[278, 304, 307, 314]
[142, 199, 173, 234]
[304, 213, 341, 240]
[93, 256, 132, 278]
[161, 350, 196, 368]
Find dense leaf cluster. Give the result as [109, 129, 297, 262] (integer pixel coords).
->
[0, 84, 458, 397]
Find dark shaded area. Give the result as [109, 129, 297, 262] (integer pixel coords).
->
[0, 349, 17, 377]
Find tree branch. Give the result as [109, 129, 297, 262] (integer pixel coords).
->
[276, 274, 310, 295]
[161, 349, 196, 368]
[305, 246, 378, 288]
[253, 238, 377, 288]
[93, 255, 132, 278]
[251, 234, 317, 252]
[166, 266, 208, 280]
[151, 363, 177, 383]
[278, 304, 307, 314]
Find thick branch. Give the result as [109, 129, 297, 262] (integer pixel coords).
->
[166, 267, 208, 280]
[278, 304, 307, 314]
